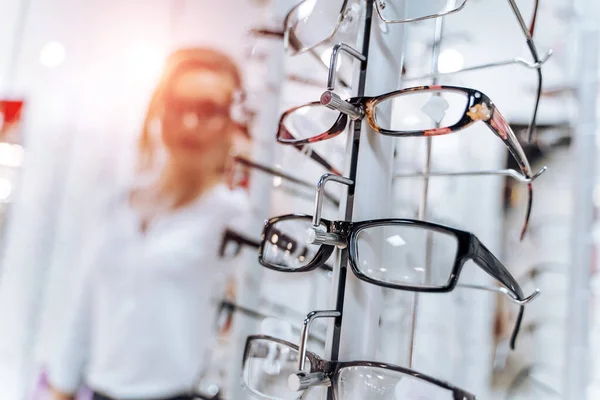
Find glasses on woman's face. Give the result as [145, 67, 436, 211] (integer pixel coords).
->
[278, 86, 534, 239]
[259, 214, 539, 349]
[163, 98, 231, 133]
[242, 335, 476, 400]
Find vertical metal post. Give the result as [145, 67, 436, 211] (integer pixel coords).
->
[326, 2, 404, 398]
[565, 26, 598, 400]
[323, 2, 374, 380]
[407, 15, 444, 368]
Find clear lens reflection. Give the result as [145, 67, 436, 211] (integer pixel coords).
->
[354, 224, 458, 288]
[243, 339, 309, 400]
[262, 218, 323, 270]
[336, 365, 454, 399]
[374, 90, 469, 132]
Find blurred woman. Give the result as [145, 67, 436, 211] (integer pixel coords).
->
[48, 48, 249, 400]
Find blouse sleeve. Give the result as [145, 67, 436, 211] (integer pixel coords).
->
[46, 237, 97, 394]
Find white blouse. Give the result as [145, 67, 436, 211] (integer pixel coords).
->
[48, 183, 249, 399]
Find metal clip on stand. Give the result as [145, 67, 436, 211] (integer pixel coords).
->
[288, 311, 340, 392]
[305, 173, 354, 249]
[320, 43, 367, 120]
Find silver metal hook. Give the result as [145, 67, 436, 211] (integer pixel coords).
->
[297, 310, 340, 371]
[403, 49, 552, 82]
[457, 284, 541, 305]
[393, 166, 547, 183]
[312, 173, 353, 227]
[327, 43, 366, 91]
[306, 174, 353, 249]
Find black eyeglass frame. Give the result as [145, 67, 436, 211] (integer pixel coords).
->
[242, 334, 476, 400]
[258, 213, 527, 349]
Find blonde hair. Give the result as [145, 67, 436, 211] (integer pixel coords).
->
[137, 47, 243, 175]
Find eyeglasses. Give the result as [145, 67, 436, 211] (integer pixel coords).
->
[283, 0, 468, 56]
[219, 229, 261, 259]
[258, 214, 539, 349]
[278, 85, 534, 239]
[284, 0, 545, 141]
[242, 334, 476, 400]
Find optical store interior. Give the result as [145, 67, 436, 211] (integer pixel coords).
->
[0, 0, 598, 399]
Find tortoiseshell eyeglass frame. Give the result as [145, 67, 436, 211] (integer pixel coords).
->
[277, 85, 534, 239]
[242, 334, 477, 400]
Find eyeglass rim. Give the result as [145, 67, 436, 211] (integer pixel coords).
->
[258, 214, 336, 273]
[346, 218, 471, 292]
[242, 334, 477, 399]
[276, 101, 348, 146]
[283, 0, 349, 56]
[374, 0, 469, 24]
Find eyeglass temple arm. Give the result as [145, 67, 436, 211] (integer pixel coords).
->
[220, 228, 260, 253]
[393, 166, 547, 183]
[297, 310, 340, 371]
[456, 283, 540, 305]
[403, 50, 552, 82]
[218, 300, 327, 344]
[505, 0, 544, 142]
[291, 142, 343, 176]
[473, 238, 540, 349]
[234, 156, 339, 205]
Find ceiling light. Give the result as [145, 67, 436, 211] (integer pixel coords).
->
[40, 41, 66, 68]
[437, 48, 464, 74]
[386, 234, 406, 247]
[402, 115, 421, 126]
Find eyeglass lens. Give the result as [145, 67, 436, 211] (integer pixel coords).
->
[335, 365, 455, 399]
[280, 103, 341, 143]
[286, 0, 346, 53]
[243, 338, 309, 399]
[354, 224, 458, 288]
[262, 218, 325, 270]
[374, 90, 469, 133]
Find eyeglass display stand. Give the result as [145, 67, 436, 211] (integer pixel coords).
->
[225, 3, 288, 398]
[566, 26, 598, 400]
[318, 3, 406, 399]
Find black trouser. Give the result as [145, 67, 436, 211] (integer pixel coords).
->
[92, 392, 195, 400]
